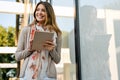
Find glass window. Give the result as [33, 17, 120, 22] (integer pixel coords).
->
[79, 0, 120, 80]
[52, 0, 76, 80]
[52, 0, 74, 7]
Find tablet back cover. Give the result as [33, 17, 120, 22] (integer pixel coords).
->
[32, 31, 54, 50]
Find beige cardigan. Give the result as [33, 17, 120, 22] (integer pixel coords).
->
[15, 26, 62, 78]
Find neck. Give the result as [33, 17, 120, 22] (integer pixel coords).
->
[36, 24, 47, 31]
[36, 23, 43, 26]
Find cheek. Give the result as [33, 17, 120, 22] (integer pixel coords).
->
[44, 13, 47, 18]
[44, 12, 47, 16]
[36, 11, 39, 15]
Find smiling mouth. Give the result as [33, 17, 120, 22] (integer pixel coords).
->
[37, 15, 44, 19]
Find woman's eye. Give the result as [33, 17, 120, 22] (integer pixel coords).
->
[36, 8, 40, 11]
[36, 8, 45, 12]
[41, 9, 46, 12]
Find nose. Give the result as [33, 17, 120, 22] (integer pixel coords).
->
[39, 9, 43, 14]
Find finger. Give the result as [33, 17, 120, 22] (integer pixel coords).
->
[45, 41, 54, 45]
[43, 45, 55, 50]
[45, 47, 54, 51]
[46, 39, 53, 41]
[43, 44, 55, 47]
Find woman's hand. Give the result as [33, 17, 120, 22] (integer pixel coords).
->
[43, 40, 55, 51]
[28, 40, 35, 52]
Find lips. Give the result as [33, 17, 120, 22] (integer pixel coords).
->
[36, 15, 42, 19]
[36, 15, 45, 22]
[36, 14, 44, 19]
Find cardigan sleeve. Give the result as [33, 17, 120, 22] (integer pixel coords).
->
[15, 27, 32, 61]
[49, 35, 62, 64]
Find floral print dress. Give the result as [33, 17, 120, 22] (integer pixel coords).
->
[21, 25, 57, 80]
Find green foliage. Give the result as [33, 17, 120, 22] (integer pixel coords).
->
[7, 26, 15, 46]
[0, 25, 15, 46]
[0, 25, 16, 79]
[0, 25, 7, 46]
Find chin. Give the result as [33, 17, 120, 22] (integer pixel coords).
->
[37, 18, 45, 21]
[36, 19, 43, 22]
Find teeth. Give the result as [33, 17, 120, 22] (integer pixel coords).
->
[38, 16, 42, 18]
[38, 15, 43, 17]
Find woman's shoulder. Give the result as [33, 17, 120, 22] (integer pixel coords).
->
[21, 26, 31, 31]
[20, 26, 31, 35]
[22, 26, 31, 29]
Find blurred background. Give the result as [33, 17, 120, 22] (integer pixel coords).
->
[0, 0, 75, 80]
[0, 0, 120, 80]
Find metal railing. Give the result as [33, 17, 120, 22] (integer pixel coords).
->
[0, 47, 18, 80]
[0, 47, 17, 68]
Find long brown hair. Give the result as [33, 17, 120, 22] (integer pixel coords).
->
[30, 1, 62, 35]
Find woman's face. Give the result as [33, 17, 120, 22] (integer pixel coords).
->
[35, 4, 47, 24]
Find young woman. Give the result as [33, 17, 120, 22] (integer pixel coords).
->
[15, 1, 62, 80]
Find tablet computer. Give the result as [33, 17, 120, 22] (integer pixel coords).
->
[31, 31, 54, 50]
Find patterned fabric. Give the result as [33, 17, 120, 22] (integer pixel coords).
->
[22, 25, 57, 80]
